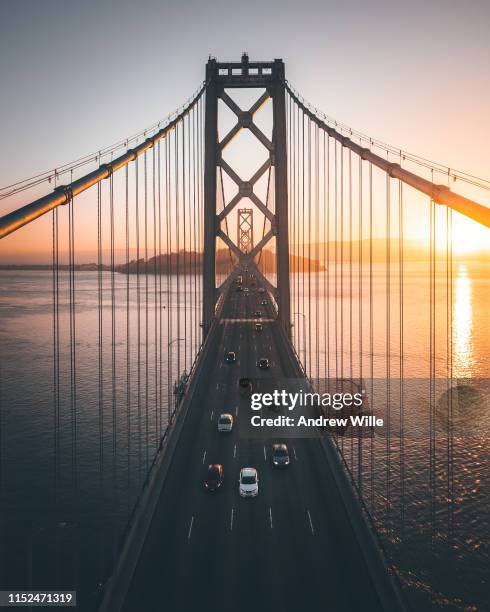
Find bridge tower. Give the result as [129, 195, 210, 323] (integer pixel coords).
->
[237, 208, 254, 254]
[202, 53, 290, 336]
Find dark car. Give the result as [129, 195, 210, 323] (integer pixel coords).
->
[236, 285, 242, 292]
[225, 351, 236, 363]
[272, 444, 290, 466]
[257, 358, 270, 370]
[260, 300, 267, 306]
[238, 377, 253, 395]
[254, 322, 263, 332]
[257, 288, 265, 294]
[204, 464, 224, 491]
[254, 310, 262, 317]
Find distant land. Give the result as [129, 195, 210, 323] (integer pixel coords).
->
[0, 248, 325, 274]
[1, 240, 486, 271]
[117, 248, 325, 274]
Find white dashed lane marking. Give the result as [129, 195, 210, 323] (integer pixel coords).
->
[202, 450, 206, 464]
[187, 516, 194, 540]
[307, 509, 315, 535]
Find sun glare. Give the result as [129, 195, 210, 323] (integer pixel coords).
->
[450, 212, 490, 256]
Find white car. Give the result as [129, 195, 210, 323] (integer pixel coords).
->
[239, 467, 259, 497]
[218, 413, 233, 432]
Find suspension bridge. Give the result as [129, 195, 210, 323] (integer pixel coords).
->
[0, 55, 489, 612]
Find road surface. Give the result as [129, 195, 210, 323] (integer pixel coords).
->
[123, 275, 387, 612]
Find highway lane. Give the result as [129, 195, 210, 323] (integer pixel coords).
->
[122, 275, 386, 612]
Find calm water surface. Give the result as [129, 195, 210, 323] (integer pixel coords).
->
[0, 264, 488, 610]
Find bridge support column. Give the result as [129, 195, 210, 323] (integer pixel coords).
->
[202, 59, 218, 338]
[201, 55, 291, 336]
[272, 60, 291, 336]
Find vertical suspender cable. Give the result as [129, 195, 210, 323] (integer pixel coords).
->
[447, 205, 454, 538]
[135, 156, 141, 485]
[152, 145, 158, 454]
[157, 141, 163, 441]
[334, 141, 338, 385]
[301, 109, 306, 373]
[386, 172, 391, 529]
[52, 204, 60, 585]
[340, 144, 344, 383]
[399, 178, 405, 537]
[349, 150, 353, 386]
[323, 130, 327, 382]
[315, 124, 320, 383]
[68, 188, 77, 512]
[175, 124, 181, 395]
[182, 117, 187, 373]
[166, 133, 172, 424]
[429, 189, 436, 549]
[326, 133, 330, 387]
[307, 116, 312, 377]
[125, 164, 131, 513]
[369, 160, 374, 512]
[144, 151, 149, 474]
[358, 155, 363, 493]
[110, 172, 117, 523]
[97, 178, 104, 575]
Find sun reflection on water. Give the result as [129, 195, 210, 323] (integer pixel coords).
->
[453, 264, 474, 376]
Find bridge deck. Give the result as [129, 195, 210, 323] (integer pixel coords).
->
[121, 281, 390, 612]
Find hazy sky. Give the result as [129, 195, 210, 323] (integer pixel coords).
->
[1, 0, 489, 183]
[0, 0, 489, 261]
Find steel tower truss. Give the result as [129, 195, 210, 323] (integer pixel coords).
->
[202, 54, 290, 335]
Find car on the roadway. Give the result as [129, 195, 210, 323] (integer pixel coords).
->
[238, 377, 253, 395]
[254, 310, 262, 317]
[225, 351, 237, 363]
[218, 413, 234, 432]
[204, 464, 224, 491]
[260, 300, 267, 306]
[254, 322, 263, 332]
[239, 467, 259, 497]
[257, 357, 270, 370]
[272, 444, 290, 467]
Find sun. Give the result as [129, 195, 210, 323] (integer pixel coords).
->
[444, 211, 490, 256]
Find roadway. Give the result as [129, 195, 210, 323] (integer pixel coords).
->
[122, 274, 388, 612]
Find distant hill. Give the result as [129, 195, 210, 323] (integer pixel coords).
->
[116, 248, 325, 274]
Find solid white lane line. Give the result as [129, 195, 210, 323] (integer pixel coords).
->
[233, 443, 237, 459]
[307, 509, 315, 535]
[263, 445, 267, 461]
[210, 409, 214, 422]
[202, 450, 207, 464]
[269, 506, 273, 529]
[293, 446, 298, 461]
[230, 507, 234, 531]
[187, 516, 195, 540]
